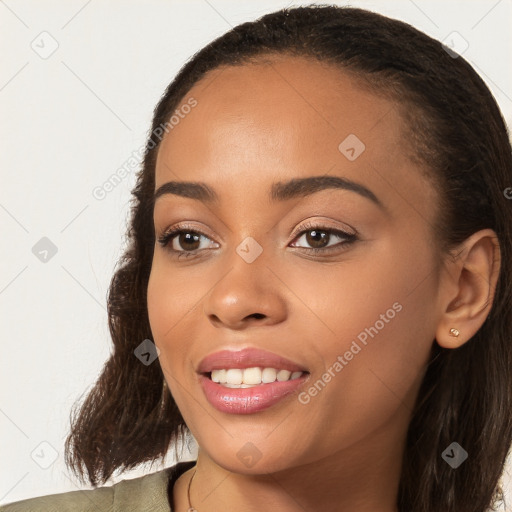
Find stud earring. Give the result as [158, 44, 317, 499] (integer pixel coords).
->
[449, 328, 460, 337]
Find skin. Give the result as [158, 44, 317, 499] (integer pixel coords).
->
[147, 55, 501, 512]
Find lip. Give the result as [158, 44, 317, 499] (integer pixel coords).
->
[199, 373, 309, 414]
[197, 347, 309, 373]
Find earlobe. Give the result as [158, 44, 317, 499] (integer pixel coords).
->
[435, 229, 501, 349]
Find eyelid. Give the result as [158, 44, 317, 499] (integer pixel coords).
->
[157, 221, 218, 242]
[289, 217, 357, 241]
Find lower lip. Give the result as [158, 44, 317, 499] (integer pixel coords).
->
[199, 374, 307, 414]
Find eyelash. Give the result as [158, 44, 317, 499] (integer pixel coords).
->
[156, 220, 357, 259]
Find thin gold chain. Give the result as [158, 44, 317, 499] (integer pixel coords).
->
[186, 468, 197, 512]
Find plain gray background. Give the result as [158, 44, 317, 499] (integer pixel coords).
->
[1, 0, 511, 506]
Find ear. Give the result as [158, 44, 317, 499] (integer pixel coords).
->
[435, 229, 501, 349]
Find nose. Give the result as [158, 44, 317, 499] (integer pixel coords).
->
[202, 257, 288, 330]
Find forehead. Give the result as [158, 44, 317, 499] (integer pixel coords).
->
[157, 56, 403, 172]
[154, 55, 435, 221]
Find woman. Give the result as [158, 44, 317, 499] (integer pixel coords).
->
[2, 4, 511, 512]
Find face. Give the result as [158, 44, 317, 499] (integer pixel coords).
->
[147, 55, 445, 475]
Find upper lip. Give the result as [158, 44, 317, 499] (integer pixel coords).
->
[197, 347, 309, 373]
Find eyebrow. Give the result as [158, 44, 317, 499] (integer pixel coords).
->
[153, 175, 385, 210]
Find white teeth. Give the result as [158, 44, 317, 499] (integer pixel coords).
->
[211, 369, 226, 383]
[261, 367, 277, 383]
[225, 368, 243, 385]
[276, 369, 292, 381]
[209, 367, 305, 386]
[222, 383, 255, 388]
[242, 367, 262, 385]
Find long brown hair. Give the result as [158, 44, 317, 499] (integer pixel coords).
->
[64, 6, 512, 511]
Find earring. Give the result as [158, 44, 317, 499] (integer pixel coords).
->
[449, 328, 460, 337]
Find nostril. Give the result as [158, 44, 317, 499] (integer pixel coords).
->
[250, 313, 265, 320]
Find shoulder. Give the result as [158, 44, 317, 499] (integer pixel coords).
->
[0, 467, 175, 512]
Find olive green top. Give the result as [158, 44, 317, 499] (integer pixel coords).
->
[0, 461, 196, 512]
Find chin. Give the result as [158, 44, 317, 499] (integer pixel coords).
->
[197, 435, 313, 476]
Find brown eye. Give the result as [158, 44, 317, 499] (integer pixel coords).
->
[290, 224, 357, 254]
[304, 229, 330, 249]
[174, 232, 201, 251]
[157, 225, 219, 257]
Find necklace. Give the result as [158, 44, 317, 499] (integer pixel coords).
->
[186, 469, 197, 512]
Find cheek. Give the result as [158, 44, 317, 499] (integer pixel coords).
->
[147, 255, 195, 335]
[147, 254, 214, 379]
[322, 234, 439, 344]
[147, 256, 192, 356]
[147, 260, 169, 342]
[284, 235, 437, 345]
[297, 236, 438, 412]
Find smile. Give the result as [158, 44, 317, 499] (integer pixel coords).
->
[210, 367, 305, 387]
